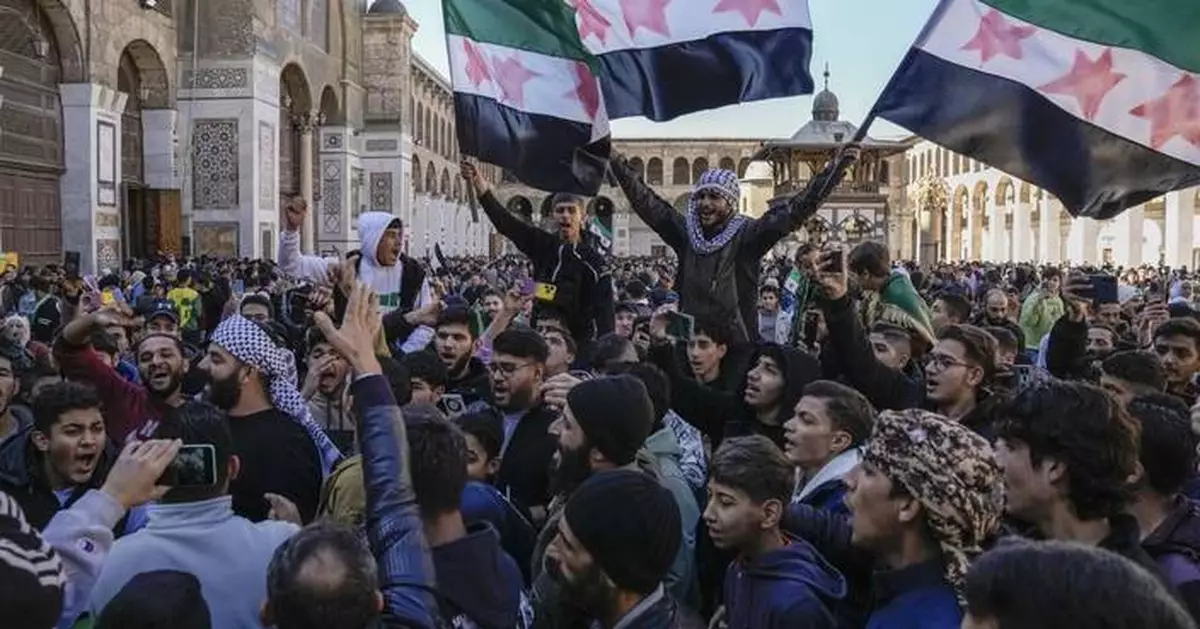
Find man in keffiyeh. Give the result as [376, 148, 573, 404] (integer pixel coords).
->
[847, 409, 1003, 624]
[609, 148, 857, 344]
[201, 316, 341, 522]
[848, 241, 936, 349]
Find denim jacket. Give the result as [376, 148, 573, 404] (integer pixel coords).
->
[354, 375, 439, 628]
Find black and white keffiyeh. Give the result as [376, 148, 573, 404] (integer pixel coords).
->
[211, 316, 343, 475]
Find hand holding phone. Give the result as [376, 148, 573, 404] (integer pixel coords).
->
[664, 311, 695, 341]
[102, 439, 182, 509]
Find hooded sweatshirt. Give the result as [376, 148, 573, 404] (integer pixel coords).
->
[433, 521, 531, 629]
[278, 211, 431, 314]
[722, 533, 847, 629]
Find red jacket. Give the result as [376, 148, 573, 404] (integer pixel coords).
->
[54, 340, 166, 444]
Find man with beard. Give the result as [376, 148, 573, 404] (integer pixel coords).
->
[56, 306, 189, 443]
[463, 162, 614, 348]
[972, 288, 1025, 352]
[546, 471, 704, 629]
[489, 328, 558, 523]
[609, 150, 855, 344]
[435, 307, 492, 406]
[533, 376, 699, 625]
[200, 316, 337, 523]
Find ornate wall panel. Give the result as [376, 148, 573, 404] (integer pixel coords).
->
[192, 119, 239, 209]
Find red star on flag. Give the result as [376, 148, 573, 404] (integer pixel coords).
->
[1130, 73, 1200, 150]
[711, 0, 782, 27]
[569, 0, 613, 45]
[564, 61, 601, 121]
[619, 0, 673, 38]
[961, 9, 1037, 64]
[492, 54, 541, 108]
[1038, 49, 1126, 121]
[462, 40, 493, 88]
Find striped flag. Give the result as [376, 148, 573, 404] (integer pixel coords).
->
[444, 0, 612, 195]
[873, 0, 1200, 219]
[572, 0, 816, 122]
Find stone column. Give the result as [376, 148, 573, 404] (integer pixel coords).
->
[142, 109, 178, 189]
[296, 113, 317, 253]
[1113, 205, 1145, 266]
[1067, 217, 1102, 264]
[1038, 196, 1063, 263]
[1165, 190, 1195, 269]
[59, 83, 127, 274]
[1012, 200, 1034, 262]
[987, 201, 1006, 261]
[965, 207, 978, 260]
[317, 126, 357, 256]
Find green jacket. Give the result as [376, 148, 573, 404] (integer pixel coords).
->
[1019, 290, 1066, 350]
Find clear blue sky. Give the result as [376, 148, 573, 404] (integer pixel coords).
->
[394, 0, 939, 140]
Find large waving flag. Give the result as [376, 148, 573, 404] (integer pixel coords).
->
[873, 0, 1200, 219]
[572, 0, 815, 121]
[444, 0, 611, 195]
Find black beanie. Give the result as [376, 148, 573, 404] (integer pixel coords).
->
[566, 375, 653, 466]
[96, 570, 212, 629]
[563, 470, 681, 595]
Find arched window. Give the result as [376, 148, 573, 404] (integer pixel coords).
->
[719, 156, 735, 173]
[647, 158, 663, 185]
[426, 162, 437, 195]
[629, 157, 645, 180]
[738, 158, 750, 178]
[691, 157, 709, 183]
[415, 103, 424, 144]
[412, 157, 423, 193]
[441, 170, 451, 196]
[672, 157, 689, 185]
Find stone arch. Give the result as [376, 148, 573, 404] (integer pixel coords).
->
[952, 185, 969, 260]
[738, 157, 750, 178]
[280, 63, 314, 112]
[439, 169, 451, 196]
[412, 156, 422, 193]
[691, 157, 709, 183]
[673, 193, 690, 212]
[425, 162, 437, 195]
[995, 177, 1016, 206]
[116, 39, 171, 108]
[279, 63, 315, 213]
[718, 156, 736, 173]
[972, 181, 989, 257]
[840, 214, 877, 244]
[0, 0, 85, 83]
[646, 157, 663, 185]
[672, 157, 689, 185]
[1019, 181, 1032, 204]
[629, 157, 645, 181]
[318, 85, 342, 126]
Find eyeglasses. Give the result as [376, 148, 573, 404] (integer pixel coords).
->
[488, 361, 534, 378]
[926, 352, 973, 374]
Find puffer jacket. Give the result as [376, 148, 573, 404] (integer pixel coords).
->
[610, 153, 839, 344]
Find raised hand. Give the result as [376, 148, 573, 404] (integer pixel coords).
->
[284, 198, 308, 232]
[101, 439, 182, 509]
[313, 282, 383, 376]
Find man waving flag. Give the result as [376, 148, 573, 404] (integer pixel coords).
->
[873, 0, 1200, 219]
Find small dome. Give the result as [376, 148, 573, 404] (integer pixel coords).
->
[813, 89, 839, 122]
[812, 64, 839, 122]
[368, 0, 407, 16]
[741, 160, 774, 181]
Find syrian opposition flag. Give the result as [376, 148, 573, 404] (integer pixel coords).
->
[444, 0, 611, 195]
[873, 0, 1200, 219]
[569, 0, 815, 122]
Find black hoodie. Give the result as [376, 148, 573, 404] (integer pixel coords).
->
[433, 521, 530, 629]
[650, 342, 821, 449]
[448, 356, 494, 407]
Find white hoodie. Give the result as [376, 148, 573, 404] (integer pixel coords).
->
[277, 212, 431, 314]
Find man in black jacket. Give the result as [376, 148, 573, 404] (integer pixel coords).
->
[608, 149, 855, 344]
[462, 161, 614, 349]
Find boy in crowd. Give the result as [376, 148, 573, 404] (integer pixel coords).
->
[402, 350, 449, 408]
[784, 381, 874, 516]
[705, 435, 847, 628]
[1152, 318, 1200, 404]
[435, 307, 492, 407]
[1100, 350, 1167, 404]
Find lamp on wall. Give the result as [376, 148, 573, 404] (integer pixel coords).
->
[31, 37, 49, 60]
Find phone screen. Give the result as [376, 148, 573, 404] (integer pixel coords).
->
[664, 311, 694, 341]
[158, 444, 218, 487]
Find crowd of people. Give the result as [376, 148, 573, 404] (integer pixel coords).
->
[2, 148, 1200, 629]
